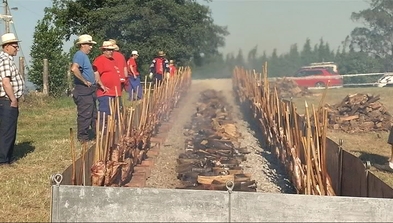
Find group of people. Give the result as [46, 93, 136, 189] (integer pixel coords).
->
[70, 34, 177, 143]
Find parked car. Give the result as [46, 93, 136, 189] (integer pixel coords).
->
[290, 68, 343, 88]
[376, 74, 393, 87]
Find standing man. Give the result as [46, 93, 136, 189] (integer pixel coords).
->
[70, 34, 105, 143]
[149, 50, 169, 85]
[93, 41, 120, 116]
[127, 50, 142, 101]
[374, 127, 393, 172]
[0, 33, 24, 165]
[169, 59, 177, 78]
[108, 39, 128, 93]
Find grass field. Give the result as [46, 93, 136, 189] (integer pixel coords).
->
[0, 92, 135, 222]
[291, 86, 393, 188]
[1, 86, 393, 222]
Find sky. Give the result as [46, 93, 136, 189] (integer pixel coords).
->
[5, 0, 371, 68]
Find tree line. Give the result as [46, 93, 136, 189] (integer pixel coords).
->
[28, 0, 393, 96]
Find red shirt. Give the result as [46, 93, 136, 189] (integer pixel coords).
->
[169, 64, 177, 77]
[93, 55, 122, 97]
[127, 57, 139, 76]
[112, 51, 127, 81]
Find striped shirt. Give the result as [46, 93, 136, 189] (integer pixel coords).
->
[0, 51, 24, 99]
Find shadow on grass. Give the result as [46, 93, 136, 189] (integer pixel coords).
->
[13, 141, 35, 161]
[353, 150, 389, 165]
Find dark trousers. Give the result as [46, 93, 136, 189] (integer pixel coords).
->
[72, 85, 97, 142]
[0, 99, 19, 163]
[128, 76, 143, 100]
[153, 74, 163, 86]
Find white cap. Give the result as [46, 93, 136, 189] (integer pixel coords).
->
[132, 50, 139, 56]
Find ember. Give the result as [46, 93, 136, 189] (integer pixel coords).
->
[177, 89, 257, 192]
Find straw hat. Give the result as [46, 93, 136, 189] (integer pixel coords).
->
[1, 33, 20, 46]
[108, 39, 119, 51]
[132, 50, 139, 56]
[157, 51, 166, 56]
[100, 41, 116, 50]
[76, 34, 97, 45]
[169, 60, 174, 64]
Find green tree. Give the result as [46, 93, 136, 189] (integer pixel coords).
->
[300, 38, 316, 65]
[29, 9, 69, 97]
[350, 0, 393, 70]
[47, 0, 229, 76]
[247, 45, 258, 70]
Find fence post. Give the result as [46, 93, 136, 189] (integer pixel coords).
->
[43, 59, 49, 96]
[19, 57, 25, 81]
[67, 62, 72, 94]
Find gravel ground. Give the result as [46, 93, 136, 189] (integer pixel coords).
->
[146, 78, 294, 193]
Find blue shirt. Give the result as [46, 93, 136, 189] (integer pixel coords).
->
[72, 50, 95, 85]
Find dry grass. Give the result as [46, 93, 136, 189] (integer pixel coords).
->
[0, 91, 137, 222]
[290, 86, 393, 188]
[0, 93, 77, 222]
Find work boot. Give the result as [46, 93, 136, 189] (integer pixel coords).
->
[373, 162, 393, 173]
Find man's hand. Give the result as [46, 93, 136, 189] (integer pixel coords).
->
[84, 81, 92, 87]
[149, 73, 153, 79]
[10, 99, 18, 108]
[100, 85, 109, 93]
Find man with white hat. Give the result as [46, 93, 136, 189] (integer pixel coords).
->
[92, 41, 120, 117]
[0, 33, 24, 165]
[127, 50, 142, 100]
[70, 34, 105, 143]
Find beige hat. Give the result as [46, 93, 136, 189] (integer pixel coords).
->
[100, 41, 116, 50]
[76, 34, 97, 45]
[158, 50, 166, 56]
[1, 33, 20, 46]
[169, 60, 174, 64]
[108, 39, 119, 51]
[132, 50, 139, 56]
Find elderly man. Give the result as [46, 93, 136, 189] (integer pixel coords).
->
[0, 33, 24, 165]
[127, 50, 142, 100]
[70, 34, 105, 143]
[93, 41, 120, 116]
[374, 127, 393, 172]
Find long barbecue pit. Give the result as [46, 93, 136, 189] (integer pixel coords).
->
[176, 89, 257, 192]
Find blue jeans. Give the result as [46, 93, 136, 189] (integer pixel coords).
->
[97, 95, 115, 116]
[128, 76, 142, 100]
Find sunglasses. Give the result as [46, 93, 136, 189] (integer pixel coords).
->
[9, 44, 19, 49]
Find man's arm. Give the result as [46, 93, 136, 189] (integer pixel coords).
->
[2, 78, 17, 106]
[70, 63, 90, 86]
[0, 58, 17, 106]
[123, 66, 128, 78]
[149, 60, 155, 73]
[164, 59, 170, 72]
[94, 71, 103, 86]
